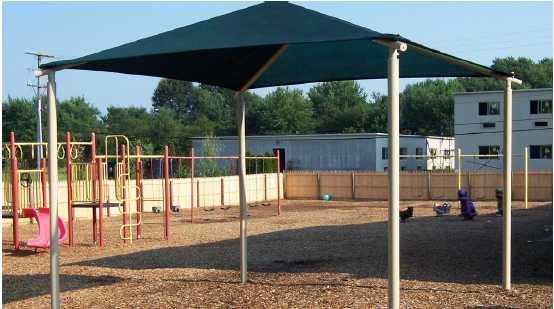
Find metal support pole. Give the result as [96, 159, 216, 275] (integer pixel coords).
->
[458, 149, 461, 208]
[191, 148, 195, 224]
[503, 79, 513, 290]
[10, 132, 19, 251]
[47, 71, 60, 309]
[238, 94, 248, 283]
[136, 146, 141, 238]
[66, 132, 73, 246]
[97, 157, 104, 247]
[276, 150, 281, 215]
[164, 146, 170, 240]
[387, 45, 401, 309]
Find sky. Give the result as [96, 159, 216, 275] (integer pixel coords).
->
[2, 1, 553, 117]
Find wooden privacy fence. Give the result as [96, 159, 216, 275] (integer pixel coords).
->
[284, 170, 553, 201]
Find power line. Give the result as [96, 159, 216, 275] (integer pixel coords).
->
[423, 28, 553, 45]
[447, 41, 553, 54]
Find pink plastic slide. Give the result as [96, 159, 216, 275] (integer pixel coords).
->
[22, 207, 67, 250]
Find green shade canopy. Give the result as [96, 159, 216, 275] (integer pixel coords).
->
[41, 1, 514, 91]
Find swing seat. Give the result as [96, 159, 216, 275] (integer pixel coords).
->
[221, 206, 231, 210]
[170, 206, 180, 212]
[249, 204, 258, 208]
[262, 203, 271, 207]
[152, 206, 162, 213]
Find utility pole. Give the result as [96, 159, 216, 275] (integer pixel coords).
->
[26, 52, 57, 168]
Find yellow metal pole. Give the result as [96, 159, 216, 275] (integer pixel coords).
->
[525, 147, 528, 209]
[458, 149, 461, 208]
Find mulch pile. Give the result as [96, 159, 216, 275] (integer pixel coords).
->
[3, 199, 552, 308]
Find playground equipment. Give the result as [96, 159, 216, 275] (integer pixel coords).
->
[2, 132, 50, 251]
[495, 188, 504, 215]
[399, 206, 413, 222]
[398, 148, 528, 208]
[22, 207, 67, 251]
[432, 202, 451, 216]
[457, 190, 477, 220]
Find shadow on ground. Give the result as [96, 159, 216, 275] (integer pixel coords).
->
[2, 274, 123, 304]
[65, 203, 553, 286]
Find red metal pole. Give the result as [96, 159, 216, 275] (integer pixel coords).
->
[277, 150, 281, 216]
[66, 132, 73, 247]
[10, 132, 19, 251]
[121, 144, 129, 244]
[41, 158, 47, 208]
[136, 146, 141, 239]
[97, 157, 104, 247]
[164, 146, 170, 240]
[190, 148, 195, 224]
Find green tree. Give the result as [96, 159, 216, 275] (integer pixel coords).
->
[149, 106, 187, 153]
[400, 79, 464, 136]
[308, 81, 368, 133]
[259, 87, 317, 135]
[102, 106, 151, 140]
[2, 95, 37, 143]
[57, 96, 103, 141]
[456, 57, 553, 91]
[151, 79, 201, 124]
[196, 133, 225, 177]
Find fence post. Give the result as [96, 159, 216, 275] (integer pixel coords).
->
[317, 172, 321, 200]
[264, 174, 268, 201]
[221, 178, 225, 206]
[197, 180, 200, 211]
[427, 172, 431, 200]
[351, 172, 355, 200]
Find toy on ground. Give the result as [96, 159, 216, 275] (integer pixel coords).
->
[323, 195, 330, 201]
[495, 188, 503, 215]
[22, 207, 67, 251]
[457, 190, 478, 220]
[433, 203, 451, 216]
[399, 206, 414, 222]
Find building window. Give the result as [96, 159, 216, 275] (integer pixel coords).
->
[382, 147, 388, 160]
[530, 145, 552, 159]
[415, 148, 423, 159]
[429, 148, 437, 158]
[534, 121, 548, 127]
[530, 100, 552, 114]
[482, 122, 496, 128]
[400, 147, 407, 160]
[479, 145, 500, 159]
[384, 167, 388, 172]
[479, 101, 500, 116]
[401, 166, 406, 171]
[417, 166, 422, 171]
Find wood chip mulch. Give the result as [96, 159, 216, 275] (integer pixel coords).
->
[3, 199, 552, 308]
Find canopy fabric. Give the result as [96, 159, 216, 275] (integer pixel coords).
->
[41, 1, 513, 91]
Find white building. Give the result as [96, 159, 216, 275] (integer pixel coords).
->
[192, 133, 454, 172]
[454, 88, 553, 171]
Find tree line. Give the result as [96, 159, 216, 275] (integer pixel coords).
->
[3, 56, 552, 167]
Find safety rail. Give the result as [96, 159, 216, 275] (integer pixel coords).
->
[70, 162, 110, 204]
[2, 169, 45, 215]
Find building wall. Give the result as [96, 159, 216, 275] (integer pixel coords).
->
[454, 89, 553, 171]
[194, 133, 454, 172]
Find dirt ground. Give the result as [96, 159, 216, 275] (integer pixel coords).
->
[2, 199, 553, 308]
